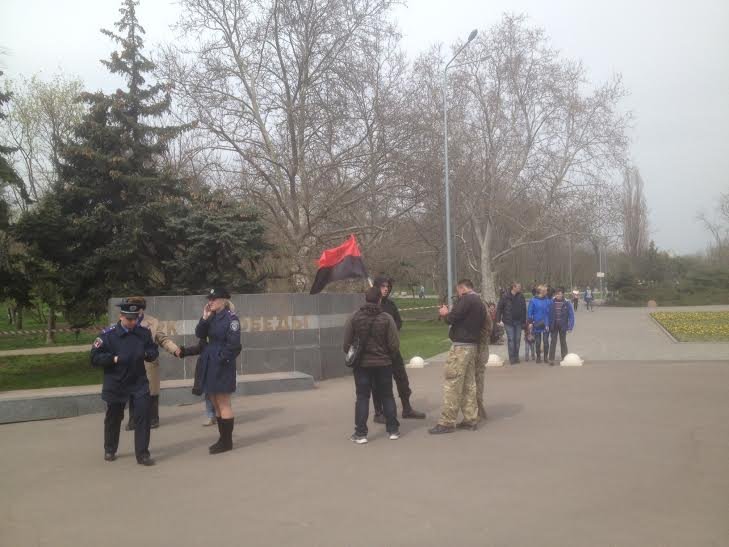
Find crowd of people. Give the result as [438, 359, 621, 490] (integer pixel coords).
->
[89, 276, 589, 461]
[489, 282, 587, 365]
[91, 288, 242, 466]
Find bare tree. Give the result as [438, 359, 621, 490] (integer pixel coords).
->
[159, 0, 415, 288]
[444, 15, 629, 300]
[2, 74, 85, 205]
[622, 167, 649, 257]
[699, 191, 729, 265]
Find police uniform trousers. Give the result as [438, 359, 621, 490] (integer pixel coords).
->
[437, 344, 478, 427]
[105, 390, 152, 458]
[372, 350, 411, 414]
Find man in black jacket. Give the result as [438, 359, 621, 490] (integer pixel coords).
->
[496, 282, 527, 365]
[429, 279, 486, 434]
[371, 276, 426, 421]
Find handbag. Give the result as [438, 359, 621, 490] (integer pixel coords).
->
[345, 315, 377, 368]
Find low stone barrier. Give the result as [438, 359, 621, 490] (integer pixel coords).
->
[107, 293, 364, 382]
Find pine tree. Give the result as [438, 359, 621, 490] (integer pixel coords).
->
[49, 0, 188, 311]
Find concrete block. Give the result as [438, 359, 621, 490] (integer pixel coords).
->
[0, 372, 315, 424]
[486, 354, 504, 367]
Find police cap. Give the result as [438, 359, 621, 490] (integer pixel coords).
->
[207, 287, 231, 300]
[123, 296, 147, 309]
[116, 301, 143, 316]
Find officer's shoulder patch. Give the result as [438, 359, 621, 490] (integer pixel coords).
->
[93, 337, 104, 349]
[230, 319, 240, 332]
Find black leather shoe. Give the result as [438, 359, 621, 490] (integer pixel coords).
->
[402, 408, 426, 419]
[136, 454, 156, 466]
[373, 414, 386, 424]
[456, 421, 479, 431]
[428, 424, 455, 435]
[150, 416, 160, 429]
[104, 452, 117, 462]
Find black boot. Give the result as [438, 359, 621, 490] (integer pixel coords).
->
[150, 395, 160, 429]
[401, 397, 426, 419]
[208, 417, 224, 452]
[210, 418, 234, 454]
[125, 397, 135, 431]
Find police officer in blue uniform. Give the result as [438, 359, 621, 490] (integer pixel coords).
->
[91, 300, 159, 466]
[196, 287, 242, 454]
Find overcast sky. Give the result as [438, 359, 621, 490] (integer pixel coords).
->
[2, 0, 728, 254]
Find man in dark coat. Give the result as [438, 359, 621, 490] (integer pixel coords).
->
[343, 286, 401, 443]
[371, 276, 426, 421]
[91, 300, 159, 466]
[496, 282, 527, 365]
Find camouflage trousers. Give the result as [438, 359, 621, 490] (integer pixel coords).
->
[438, 345, 478, 427]
[475, 341, 489, 420]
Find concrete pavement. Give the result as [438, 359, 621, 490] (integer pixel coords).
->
[2, 356, 728, 546]
[489, 305, 729, 363]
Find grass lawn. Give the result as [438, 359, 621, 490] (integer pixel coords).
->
[398, 319, 451, 362]
[0, 352, 100, 392]
[393, 297, 440, 321]
[651, 311, 729, 342]
[0, 331, 97, 352]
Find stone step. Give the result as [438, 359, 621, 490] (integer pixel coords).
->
[0, 371, 315, 424]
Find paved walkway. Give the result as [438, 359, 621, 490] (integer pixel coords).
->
[0, 344, 88, 357]
[2, 355, 728, 546]
[489, 305, 729, 362]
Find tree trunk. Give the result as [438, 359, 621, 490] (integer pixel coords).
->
[14, 306, 23, 330]
[46, 304, 56, 344]
[476, 220, 497, 303]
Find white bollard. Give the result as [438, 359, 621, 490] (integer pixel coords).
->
[486, 354, 504, 367]
[406, 356, 426, 368]
[560, 353, 584, 366]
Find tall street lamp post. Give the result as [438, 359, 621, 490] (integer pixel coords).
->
[444, 28, 477, 305]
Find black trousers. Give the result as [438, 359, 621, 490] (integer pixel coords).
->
[354, 366, 399, 436]
[535, 331, 549, 359]
[372, 351, 411, 414]
[104, 392, 151, 459]
[548, 327, 568, 362]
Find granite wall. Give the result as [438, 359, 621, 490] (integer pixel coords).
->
[106, 293, 364, 381]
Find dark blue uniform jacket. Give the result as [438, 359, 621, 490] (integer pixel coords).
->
[90, 322, 159, 403]
[194, 309, 242, 394]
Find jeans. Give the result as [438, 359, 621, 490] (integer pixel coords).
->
[204, 394, 215, 419]
[354, 366, 399, 436]
[504, 323, 523, 363]
[548, 326, 569, 362]
[585, 299, 593, 311]
[525, 340, 535, 360]
[535, 331, 549, 360]
[372, 351, 411, 414]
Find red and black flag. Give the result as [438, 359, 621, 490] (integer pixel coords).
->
[310, 235, 369, 294]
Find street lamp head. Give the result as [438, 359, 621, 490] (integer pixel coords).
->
[467, 29, 478, 42]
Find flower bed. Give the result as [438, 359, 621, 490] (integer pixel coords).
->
[651, 311, 729, 342]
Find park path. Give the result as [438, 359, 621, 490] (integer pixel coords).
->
[487, 304, 729, 363]
[1, 355, 728, 546]
[0, 344, 89, 357]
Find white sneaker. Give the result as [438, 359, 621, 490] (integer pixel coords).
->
[389, 431, 401, 440]
[203, 417, 216, 427]
[350, 434, 368, 444]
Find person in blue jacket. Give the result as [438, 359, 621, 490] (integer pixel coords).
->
[527, 284, 552, 363]
[195, 287, 242, 454]
[91, 300, 159, 466]
[547, 287, 576, 365]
